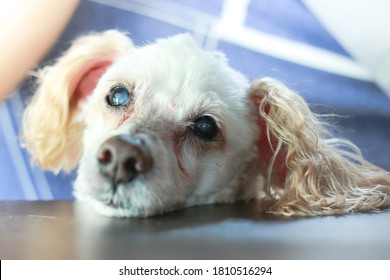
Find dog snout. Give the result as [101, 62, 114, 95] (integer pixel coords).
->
[97, 135, 152, 184]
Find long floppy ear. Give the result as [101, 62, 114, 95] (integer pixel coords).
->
[22, 30, 133, 173]
[250, 77, 390, 216]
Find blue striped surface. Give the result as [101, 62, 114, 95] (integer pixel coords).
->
[1, 0, 389, 200]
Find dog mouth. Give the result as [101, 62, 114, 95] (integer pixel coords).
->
[105, 199, 119, 209]
[93, 133, 154, 210]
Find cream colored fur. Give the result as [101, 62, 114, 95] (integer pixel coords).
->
[22, 30, 390, 217]
[252, 79, 390, 216]
[23, 30, 133, 172]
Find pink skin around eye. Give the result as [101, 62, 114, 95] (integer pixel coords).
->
[117, 112, 130, 127]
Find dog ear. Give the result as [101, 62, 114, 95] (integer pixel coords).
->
[249, 78, 390, 216]
[22, 30, 133, 173]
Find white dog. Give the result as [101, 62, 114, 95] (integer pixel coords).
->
[22, 30, 390, 217]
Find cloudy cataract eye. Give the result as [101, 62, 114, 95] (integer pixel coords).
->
[107, 85, 130, 106]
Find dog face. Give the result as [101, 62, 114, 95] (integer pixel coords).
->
[74, 35, 259, 216]
[23, 31, 390, 217]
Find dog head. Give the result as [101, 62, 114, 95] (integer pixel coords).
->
[24, 31, 262, 217]
[23, 31, 390, 217]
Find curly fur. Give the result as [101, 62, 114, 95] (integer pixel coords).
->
[22, 30, 390, 217]
[252, 79, 390, 216]
[23, 30, 133, 172]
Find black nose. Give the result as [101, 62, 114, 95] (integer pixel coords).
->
[97, 135, 152, 184]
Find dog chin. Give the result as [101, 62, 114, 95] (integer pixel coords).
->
[74, 191, 159, 218]
[73, 173, 183, 218]
[91, 200, 149, 218]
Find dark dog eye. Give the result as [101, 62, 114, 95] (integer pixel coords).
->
[191, 116, 218, 140]
[106, 85, 130, 106]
